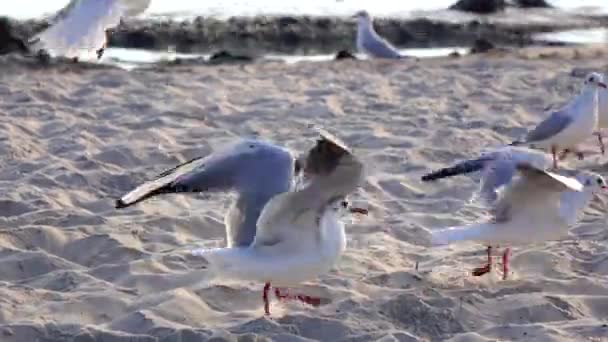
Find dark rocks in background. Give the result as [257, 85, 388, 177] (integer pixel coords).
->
[0, 17, 29, 55]
[104, 16, 535, 55]
[470, 38, 495, 53]
[8, 12, 598, 57]
[109, 29, 157, 49]
[208, 50, 254, 64]
[513, 0, 552, 8]
[449, 0, 506, 14]
[334, 50, 357, 60]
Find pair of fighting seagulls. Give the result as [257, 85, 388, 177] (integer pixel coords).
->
[115, 130, 367, 315]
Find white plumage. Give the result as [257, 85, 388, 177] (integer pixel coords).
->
[32, 0, 151, 60]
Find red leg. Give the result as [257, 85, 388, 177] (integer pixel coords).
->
[502, 248, 511, 280]
[274, 287, 322, 307]
[263, 283, 271, 315]
[472, 246, 492, 277]
[551, 146, 568, 169]
[274, 287, 289, 301]
[564, 147, 584, 161]
[551, 146, 558, 168]
[594, 132, 605, 155]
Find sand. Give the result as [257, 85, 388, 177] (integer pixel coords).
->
[0, 46, 607, 341]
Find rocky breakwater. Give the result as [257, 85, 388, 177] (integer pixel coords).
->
[3, 5, 608, 56]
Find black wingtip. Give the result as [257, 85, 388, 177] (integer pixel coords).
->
[421, 159, 486, 182]
[115, 199, 129, 209]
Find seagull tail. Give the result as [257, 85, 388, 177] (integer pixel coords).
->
[430, 223, 493, 246]
[421, 158, 485, 182]
[115, 157, 203, 209]
[191, 247, 260, 281]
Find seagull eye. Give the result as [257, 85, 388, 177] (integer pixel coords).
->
[249, 144, 256, 149]
[597, 178, 604, 185]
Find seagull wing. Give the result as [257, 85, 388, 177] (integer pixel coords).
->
[522, 108, 573, 144]
[32, 0, 149, 59]
[361, 31, 403, 59]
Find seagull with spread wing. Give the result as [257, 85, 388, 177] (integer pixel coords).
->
[422, 146, 606, 280]
[115, 130, 366, 315]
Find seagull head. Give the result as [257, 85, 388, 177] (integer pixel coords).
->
[576, 172, 608, 193]
[583, 72, 607, 89]
[352, 10, 372, 24]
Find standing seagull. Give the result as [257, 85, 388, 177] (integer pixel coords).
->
[115, 131, 366, 315]
[353, 10, 404, 60]
[29, 0, 151, 61]
[511, 72, 606, 169]
[422, 147, 606, 280]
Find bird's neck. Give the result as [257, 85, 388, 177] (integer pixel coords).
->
[559, 190, 594, 226]
[357, 19, 374, 36]
[573, 86, 599, 117]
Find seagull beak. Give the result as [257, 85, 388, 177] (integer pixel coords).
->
[602, 185, 608, 190]
[598, 82, 607, 89]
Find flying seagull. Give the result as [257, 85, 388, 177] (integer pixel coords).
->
[30, 0, 151, 61]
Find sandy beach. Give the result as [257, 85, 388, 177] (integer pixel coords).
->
[0, 45, 607, 341]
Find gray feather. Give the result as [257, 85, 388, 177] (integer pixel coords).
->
[524, 109, 573, 143]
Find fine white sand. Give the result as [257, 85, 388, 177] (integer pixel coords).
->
[0, 46, 607, 341]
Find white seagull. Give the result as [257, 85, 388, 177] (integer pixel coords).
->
[116, 130, 366, 315]
[511, 72, 606, 169]
[353, 10, 404, 60]
[30, 0, 151, 61]
[422, 146, 606, 280]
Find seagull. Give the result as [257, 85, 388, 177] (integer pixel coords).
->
[422, 146, 606, 280]
[352, 10, 404, 60]
[29, 0, 151, 61]
[115, 131, 366, 315]
[511, 72, 606, 169]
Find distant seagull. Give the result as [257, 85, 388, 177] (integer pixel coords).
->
[116, 130, 366, 315]
[352, 10, 404, 60]
[511, 72, 606, 168]
[422, 146, 606, 280]
[29, 0, 151, 61]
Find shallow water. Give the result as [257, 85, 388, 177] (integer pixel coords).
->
[534, 28, 608, 45]
[103, 46, 470, 70]
[2, 0, 607, 20]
